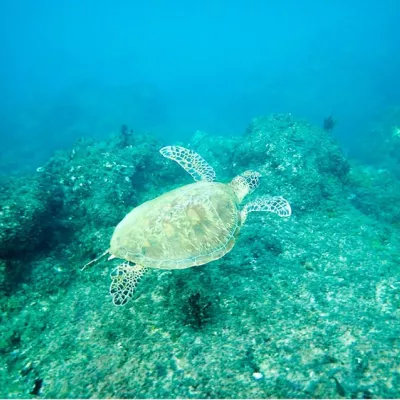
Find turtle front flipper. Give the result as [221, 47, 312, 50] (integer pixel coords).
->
[241, 196, 292, 223]
[110, 263, 148, 306]
[160, 145, 216, 182]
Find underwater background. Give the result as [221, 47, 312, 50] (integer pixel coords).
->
[0, 0, 399, 398]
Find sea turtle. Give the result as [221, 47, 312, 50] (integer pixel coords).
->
[83, 146, 291, 306]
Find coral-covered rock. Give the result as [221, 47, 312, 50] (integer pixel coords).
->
[0, 175, 54, 258]
[234, 114, 350, 211]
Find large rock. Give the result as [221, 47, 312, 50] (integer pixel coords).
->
[233, 114, 350, 211]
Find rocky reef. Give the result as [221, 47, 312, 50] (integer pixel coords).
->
[0, 114, 399, 398]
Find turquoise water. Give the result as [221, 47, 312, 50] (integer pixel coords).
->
[0, 1, 399, 398]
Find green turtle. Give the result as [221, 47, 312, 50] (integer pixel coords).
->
[83, 146, 291, 306]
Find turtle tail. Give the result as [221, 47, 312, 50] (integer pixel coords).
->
[81, 250, 109, 271]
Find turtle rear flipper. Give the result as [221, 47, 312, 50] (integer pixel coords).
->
[241, 196, 291, 223]
[160, 145, 216, 182]
[110, 263, 148, 306]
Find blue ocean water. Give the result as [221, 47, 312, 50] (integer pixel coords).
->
[0, 1, 399, 398]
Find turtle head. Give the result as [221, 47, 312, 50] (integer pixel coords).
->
[229, 170, 261, 203]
